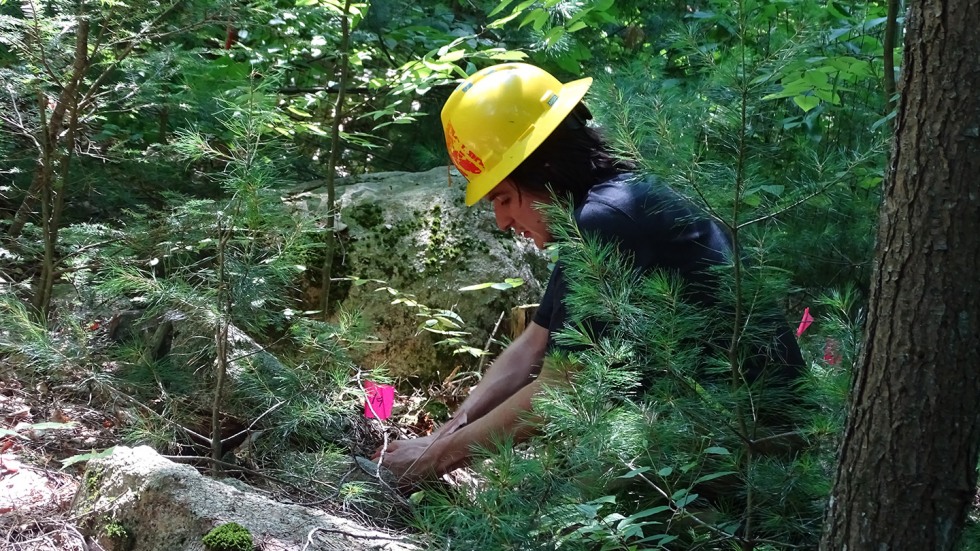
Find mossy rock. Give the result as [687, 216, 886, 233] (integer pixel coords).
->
[202, 522, 254, 551]
[299, 167, 550, 381]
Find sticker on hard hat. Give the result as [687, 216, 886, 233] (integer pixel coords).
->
[445, 123, 485, 177]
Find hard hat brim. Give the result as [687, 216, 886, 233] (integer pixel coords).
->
[463, 76, 594, 206]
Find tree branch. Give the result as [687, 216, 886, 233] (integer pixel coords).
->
[24, 0, 63, 87]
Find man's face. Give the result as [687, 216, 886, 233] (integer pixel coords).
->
[485, 179, 553, 250]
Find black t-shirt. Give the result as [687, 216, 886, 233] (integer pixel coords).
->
[534, 173, 730, 335]
[533, 173, 805, 388]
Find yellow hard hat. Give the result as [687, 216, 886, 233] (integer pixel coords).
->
[441, 63, 593, 206]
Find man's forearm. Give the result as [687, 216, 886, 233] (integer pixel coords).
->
[431, 378, 543, 475]
[437, 322, 549, 434]
[398, 357, 577, 479]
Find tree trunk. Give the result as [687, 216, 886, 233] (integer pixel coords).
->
[28, 18, 88, 318]
[820, 1, 980, 549]
[318, 0, 353, 320]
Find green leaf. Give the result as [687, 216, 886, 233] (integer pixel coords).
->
[432, 315, 461, 328]
[486, 50, 528, 61]
[813, 88, 842, 105]
[513, 0, 539, 12]
[617, 466, 651, 479]
[763, 78, 814, 100]
[60, 447, 115, 469]
[458, 282, 495, 291]
[859, 176, 883, 189]
[693, 471, 736, 484]
[703, 446, 730, 455]
[438, 49, 466, 63]
[422, 58, 456, 73]
[871, 110, 897, 131]
[544, 26, 566, 47]
[286, 106, 313, 118]
[638, 534, 679, 545]
[601, 512, 627, 524]
[657, 466, 673, 477]
[793, 95, 820, 112]
[487, 10, 522, 29]
[452, 346, 485, 357]
[460, 278, 523, 291]
[304, 123, 328, 136]
[435, 309, 464, 323]
[521, 9, 549, 31]
[674, 492, 699, 508]
[621, 506, 671, 524]
[0, 428, 27, 439]
[826, 0, 852, 20]
[422, 327, 468, 336]
[488, 0, 516, 17]
[803, 70, 830, 87]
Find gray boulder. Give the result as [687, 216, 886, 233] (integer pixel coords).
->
[295, 167, 549, 380]
[71, 446, 415, 551]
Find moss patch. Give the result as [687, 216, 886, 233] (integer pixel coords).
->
[84, 470, 102, 494]
[346, 202, 386, 229]
[416, 204, 489, 273]
[102, 519, 134, 550]
[344, 201, 494, 279]
[202, 522, 254, 551]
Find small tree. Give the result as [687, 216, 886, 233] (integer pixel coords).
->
[0, 0, 233, 317]
[93, 78, 372, 478]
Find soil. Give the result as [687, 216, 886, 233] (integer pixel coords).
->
[0, 375, 118, 550]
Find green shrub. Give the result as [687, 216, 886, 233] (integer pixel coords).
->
[103, 521, 128, 539]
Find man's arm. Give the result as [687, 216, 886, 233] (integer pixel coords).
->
[373, 321, 550, 477]
[383, 350, 578, 479]
[422, 375, 545, 476]
[435, 321, 550, 434]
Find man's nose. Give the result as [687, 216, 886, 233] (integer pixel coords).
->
[493, 204, 510, 231]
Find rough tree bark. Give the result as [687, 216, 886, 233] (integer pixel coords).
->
[820, 1, 980, 549]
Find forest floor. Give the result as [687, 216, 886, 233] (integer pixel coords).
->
[0, 373, 118, 550]
[0, 366, 457, 551]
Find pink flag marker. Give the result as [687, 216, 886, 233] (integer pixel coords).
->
[364, 380, 394, 420]
[796, 307, 814, 337]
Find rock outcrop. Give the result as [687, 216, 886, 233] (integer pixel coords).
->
[294, 167, 549, 380]
[71, 446, 415, 551]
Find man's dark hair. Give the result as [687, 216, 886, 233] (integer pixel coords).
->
[507, 103, 636, 206]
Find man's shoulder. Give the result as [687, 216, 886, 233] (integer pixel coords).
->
[575, 173, 685, 229]
[584, 172, 653, 201]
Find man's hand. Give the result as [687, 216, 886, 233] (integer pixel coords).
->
[371, 433, 458, 482]
[368, 322, 549, 482]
